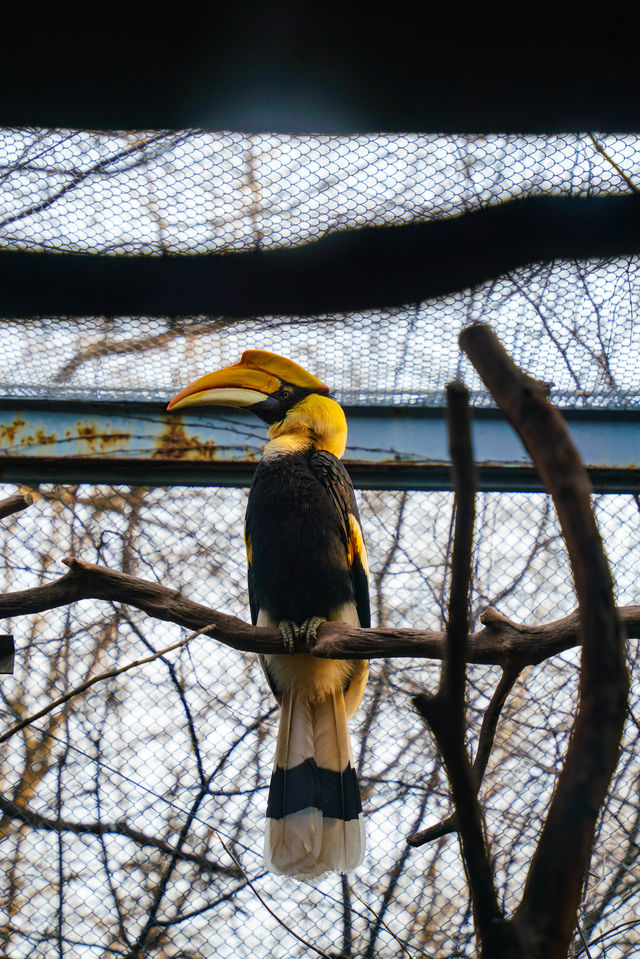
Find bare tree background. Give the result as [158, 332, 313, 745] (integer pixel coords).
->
[0, 365, 638, 956]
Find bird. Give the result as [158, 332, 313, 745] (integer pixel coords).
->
[168, 349, 370, 879]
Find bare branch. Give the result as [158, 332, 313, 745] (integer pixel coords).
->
[413, 382, 509, 953]
[460, 322, 629, 958]
[0, 557, 278, 653]
[0, 622, 219, 744]
[0, 634, 13, 674]
[0, 796, 238, 877]
[0, 132, 188, 231]
[442, 381, 476, 712]
[215, 832, 335, 959]
[588, 134, 640, 195]
[0, 492, 33, 520]
[0, 557, 638, 667]
[407, 665, 522, 847]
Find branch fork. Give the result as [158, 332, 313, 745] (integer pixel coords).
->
[0, 325, 631, 959]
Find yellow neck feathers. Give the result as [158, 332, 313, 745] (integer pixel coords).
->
[265, 394, 348, 459]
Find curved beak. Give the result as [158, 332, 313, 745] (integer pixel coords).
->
[167, 363, 281, 412]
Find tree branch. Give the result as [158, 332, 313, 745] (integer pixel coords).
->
[2, 194, 640, 318]
[407, 665, 522, 847]
[412, 382, 509, 954]
[0, 623, 218, 744]
[460, 322, 629, 958]
[0, 635, 13, 674]
[0, 491, 33, 674]
[0, 492, 33, 520]
[0, 796, 239, 877]
[0, 557, 638, 667]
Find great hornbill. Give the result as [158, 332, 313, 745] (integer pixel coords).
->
[168, 350, 370, 879]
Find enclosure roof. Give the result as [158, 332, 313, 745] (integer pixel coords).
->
[0, 130, 639, 411]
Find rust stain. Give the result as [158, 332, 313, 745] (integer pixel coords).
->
[153, 417, 259, 462]
[0, 415, 134, 456]
[99, 432, 131, 451]
[0, 412, 263, 464]
[152, 417, 221, 461]
[76, 421, 132, 454]
[0, 417, 26, 448]
[76, 422, 99, 453]
[35, 428, 57, 446]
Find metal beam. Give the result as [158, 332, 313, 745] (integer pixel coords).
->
[3, 196, 640, 318]
[0, 399, 638, 493]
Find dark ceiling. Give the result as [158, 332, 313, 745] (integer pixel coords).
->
[1, 13, 638, 133]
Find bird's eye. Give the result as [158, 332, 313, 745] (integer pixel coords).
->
[280, 386, 293, 399]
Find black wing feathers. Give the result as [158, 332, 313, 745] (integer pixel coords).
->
[309, 451, 371, 630]
[245, 449, 370, 630]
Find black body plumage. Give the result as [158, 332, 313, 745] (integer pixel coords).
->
[245, 449, 370, 630]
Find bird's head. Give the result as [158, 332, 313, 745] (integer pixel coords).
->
[167, 350, 348, 458]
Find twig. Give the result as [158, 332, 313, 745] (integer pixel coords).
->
[588, 133, 640, 195]
[407, 665, 521, 847]
[0, 622, 218, 744]
[470, 665, 522, 786]
[350, 885, 417, 959]
[215, 831, 334, 959]
[576, 921, 594, 959]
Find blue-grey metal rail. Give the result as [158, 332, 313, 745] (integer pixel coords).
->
[0, 399, 638, 493]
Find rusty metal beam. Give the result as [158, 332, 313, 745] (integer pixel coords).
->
[0, 399, 638, 493]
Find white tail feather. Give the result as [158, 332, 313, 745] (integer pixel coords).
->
[265, 688, 365, 878]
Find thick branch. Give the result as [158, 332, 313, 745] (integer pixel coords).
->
[442, 381, 476, 711]
[0, 558, 638, 667]
[0, 557, 282, 653]
[0, 492, 33, 674]
[2, 194, 640, 318]
[0, 635, 13, 674]
[461, 323, 629, 958]
[414, 383, 508, 954]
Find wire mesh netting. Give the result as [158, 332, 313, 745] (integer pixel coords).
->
[0, 484, 639, 957]
[1, 261, 640, 409]
[0, 128, 639, 957]
[1, 130, 638, 256]
[0, 130, 639, 409]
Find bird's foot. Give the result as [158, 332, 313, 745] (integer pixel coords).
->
[278, 617, 326, 653]
[279, 621, 300, 654]
[299, 617, 326, 645]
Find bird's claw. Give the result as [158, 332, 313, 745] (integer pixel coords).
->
[278, 617, 326, 653]
[279, 621, 299, 654]
[300, 617, 325, 645]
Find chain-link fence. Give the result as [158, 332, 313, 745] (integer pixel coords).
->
[0, 130, 639, 957]
[0, 485, 639, 957]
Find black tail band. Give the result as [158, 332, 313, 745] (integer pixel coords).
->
[267, 758, 362, 821]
